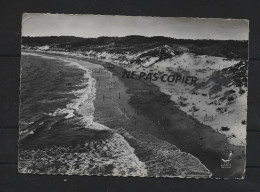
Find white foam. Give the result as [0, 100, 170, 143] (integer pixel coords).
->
[19, 123, 147, 177]
[24, 52, 97, 127]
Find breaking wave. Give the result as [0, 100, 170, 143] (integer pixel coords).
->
[116, 128, 212, 178]
[19, 123, 147, 176]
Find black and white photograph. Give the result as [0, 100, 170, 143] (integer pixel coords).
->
[18, 13, 249, 179]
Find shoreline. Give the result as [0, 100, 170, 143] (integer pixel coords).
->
[22, 50, 246, 178]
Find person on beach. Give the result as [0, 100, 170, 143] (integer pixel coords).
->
[133, 117, 137, 126]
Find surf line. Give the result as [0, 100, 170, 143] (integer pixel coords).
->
[122, 70, 198, 86]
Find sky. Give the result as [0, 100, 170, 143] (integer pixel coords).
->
[22, 13, 249, 40]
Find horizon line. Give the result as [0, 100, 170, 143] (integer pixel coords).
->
[21, 35, 248, 41]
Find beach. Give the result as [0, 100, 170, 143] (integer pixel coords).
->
[21, 50, 245, 178]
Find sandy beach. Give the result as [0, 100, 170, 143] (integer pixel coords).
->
[24, 50, 246, 178]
